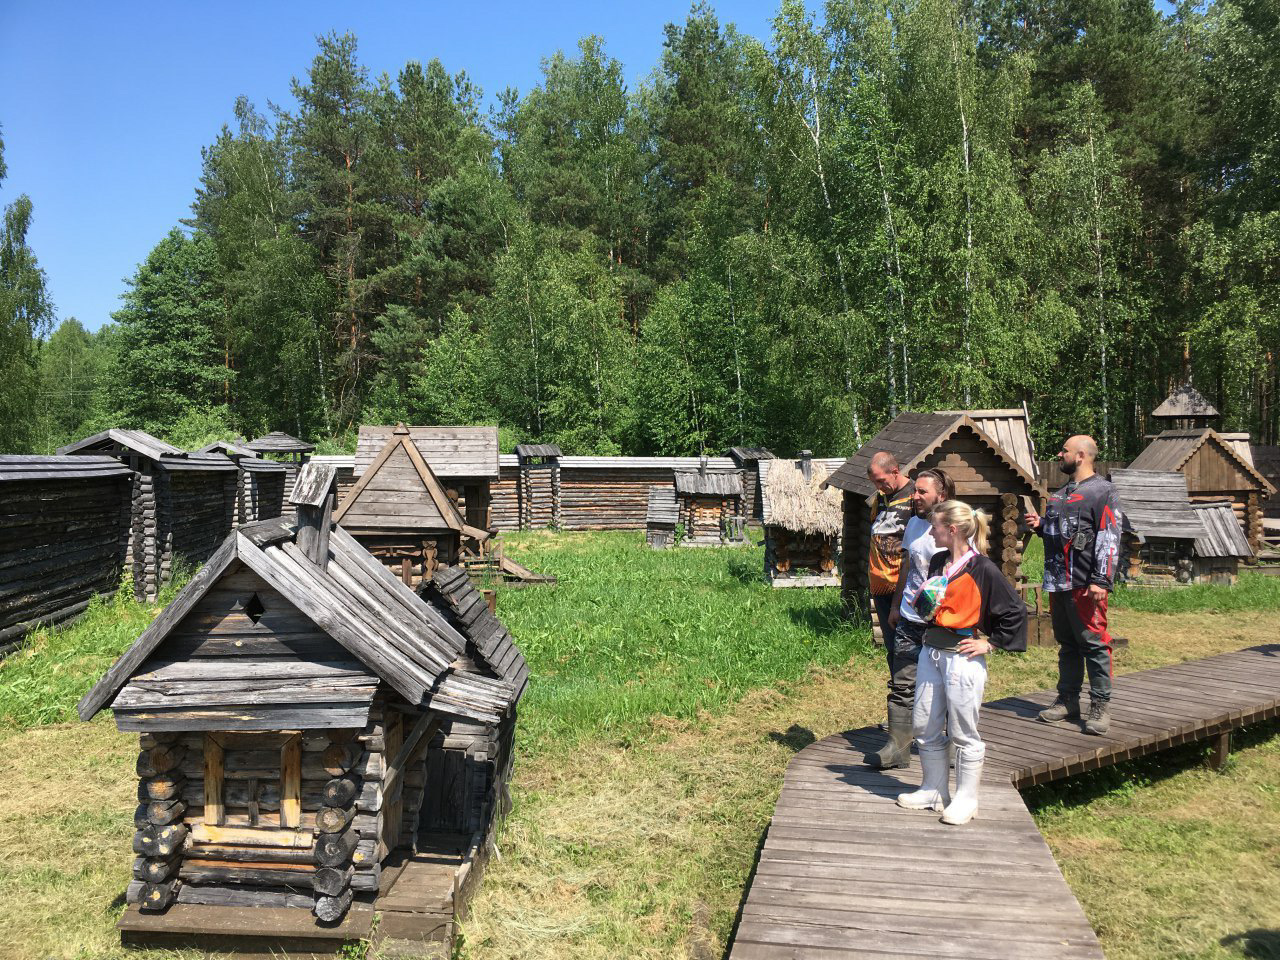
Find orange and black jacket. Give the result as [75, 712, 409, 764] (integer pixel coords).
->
[926, 553, 1028, 652]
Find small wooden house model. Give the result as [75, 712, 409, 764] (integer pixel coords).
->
[1111, 469, 1205, 585]
[59, 429, 239, 601]
[1190, 500, 1254, 584]
[1129, 428, 1274, 552]
[199, 440, 286, 527]
[673, 459, 747, 546]
[825, 412, 1040, 618]
[759, 452, 845, 587]
[335, 425, 491, 588]
[245, 431, 314, 503]
[645, 485, 678, 549]
[356, 426, 500, 532]
[77, 463, 526, 954]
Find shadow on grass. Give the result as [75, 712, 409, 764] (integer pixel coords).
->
[786, 604, 850, 637]
[1221, 929, 1280, 959]
[1023, 718, 1280, 814]
[767, 724, 817, 752]
[725, 552, 765, 585]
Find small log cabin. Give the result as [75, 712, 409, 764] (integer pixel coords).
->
[645, 485, 678, 549]
[59, 429, 239, 602]
[1110, 469, 1205, 585]
[334, 425, 491, 588]
[0, 455, 132, 651]
[356, 426, 499, 532]
[77, 463, 526, 954]
[245, 432, 314, 504]
[824, 412, 1041, 621]
[1129, 428, 1274, 553]
[759, 453, 845, 588]
[673, 459, 747, 546]
[1190, 500, 1254, 584]
[198, 440, 286, 527]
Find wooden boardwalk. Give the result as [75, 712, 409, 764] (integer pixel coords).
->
[729, 644, 1280, 959]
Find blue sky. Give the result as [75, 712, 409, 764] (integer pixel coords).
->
[0, 1, 780, 333]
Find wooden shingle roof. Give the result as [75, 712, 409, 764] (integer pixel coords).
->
[674, 471, 743, 497]
[825, 412, 1038, 498]
[729, 446, 775, 464]
[59, 428, 238, 472]
[77, 515, 518, 729]
[0, 455, 133, 482]
[355, 425, 499, 479]
[1129, 429, 1275, 495]
[515, 443, 562, 459]
[245, 431, 315, 454]
[198, 440, 286, 473]
[424, 566, 530, 704]
[1152, 382, 1218, 419]
[1109, 469, 1205, 542]
[1192, 501, 1254, 559]
[646, 485, 678, 526]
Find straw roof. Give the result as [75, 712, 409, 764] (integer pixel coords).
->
[760, 458, 844, 536]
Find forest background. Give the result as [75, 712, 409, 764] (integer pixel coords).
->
[2, 0, 1277, 460]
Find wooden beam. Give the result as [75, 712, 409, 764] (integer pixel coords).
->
[204, 733, 225, 827]
[280, 734, 301, 828]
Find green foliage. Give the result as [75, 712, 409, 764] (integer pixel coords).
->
[109, 228, 229, 434]
[0, 139, 54, 451]
[21, 4, 1280, 456]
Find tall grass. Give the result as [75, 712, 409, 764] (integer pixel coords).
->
[0, 571, 187, 729]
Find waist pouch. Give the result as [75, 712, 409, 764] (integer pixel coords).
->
[923, 626, 972, 651]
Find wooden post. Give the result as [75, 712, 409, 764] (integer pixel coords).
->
[204, 734, 225, 827]
[1210, 730, 1231, 771]
[280, 734, 302, 829]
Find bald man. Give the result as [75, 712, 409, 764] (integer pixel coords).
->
[1025, 435, 1123, 735]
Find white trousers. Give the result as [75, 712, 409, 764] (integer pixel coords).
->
[913, 646, 988, 761]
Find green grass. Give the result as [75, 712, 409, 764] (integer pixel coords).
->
[1029, 720, 1280, 960]
[1022, 535, 1280, 613]
[0, 573, 186, 730]
[497, 531, 868, 753]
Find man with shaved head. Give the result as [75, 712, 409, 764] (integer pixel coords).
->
[1025, 435, 1123, 735]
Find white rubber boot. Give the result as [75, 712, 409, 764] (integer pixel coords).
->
[940, 748, 983, 825]
[896, 745, 950, 811]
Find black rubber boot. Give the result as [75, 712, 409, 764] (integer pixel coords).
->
[870, 703, 914, 769]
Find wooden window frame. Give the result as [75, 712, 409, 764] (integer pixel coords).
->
[202, 732, 302, 829]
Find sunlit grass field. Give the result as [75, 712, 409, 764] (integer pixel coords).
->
[0, 531, 1277, 959]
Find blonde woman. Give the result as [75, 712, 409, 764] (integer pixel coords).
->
[896, 500, 1027, 825]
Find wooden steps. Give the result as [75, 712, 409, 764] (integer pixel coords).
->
[729, 644, 1280, 959]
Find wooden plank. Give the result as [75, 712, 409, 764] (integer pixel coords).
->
[279, 734, 301, 829]
[729, 646, 1280, 960]
[204, 733, 224, 827]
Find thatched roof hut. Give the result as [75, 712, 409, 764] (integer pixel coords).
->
[760, 454, 845, 587]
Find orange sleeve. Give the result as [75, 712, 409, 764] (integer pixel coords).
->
[934, 573, 982, 631]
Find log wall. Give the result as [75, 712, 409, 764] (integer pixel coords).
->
[0, 472, 131, 647]
[486, 459, 766, 531]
